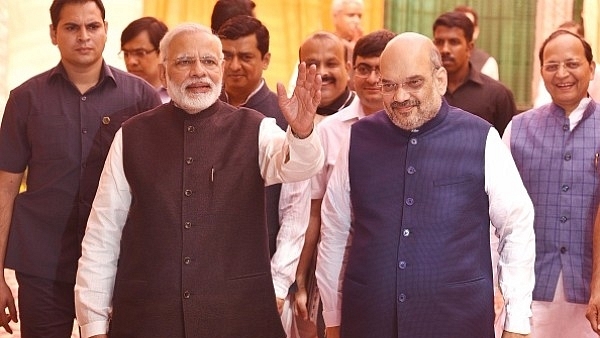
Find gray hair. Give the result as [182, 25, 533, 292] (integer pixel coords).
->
[331, 0, 364, 15]
[159, 23, 223, 62]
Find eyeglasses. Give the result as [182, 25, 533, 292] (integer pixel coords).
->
[165, 55, 221, 71]
[119, 48, 157, 59]
[377, 78, 426, 94]
[353, 64, 380, 78]
[377, 67, 440, 95]
[542, 60, 583, 73]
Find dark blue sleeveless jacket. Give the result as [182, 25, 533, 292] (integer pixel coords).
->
[342, 102, 495, 338]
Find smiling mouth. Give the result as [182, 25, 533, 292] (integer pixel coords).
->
[555, 82, 575, 89]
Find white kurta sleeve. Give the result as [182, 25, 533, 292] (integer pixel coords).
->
[485, 128, 535, 334]
[316, 139, 352, 327]
[258, 118, 323, 185]
[74, 129, 131, 338]
[271, 179, 311, 298]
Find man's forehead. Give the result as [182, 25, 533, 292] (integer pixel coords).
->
[544, 34, 585, 57]
[221, 35, 258, 50]
[301, 39, 344, 59]
[170, 33, 220, 54]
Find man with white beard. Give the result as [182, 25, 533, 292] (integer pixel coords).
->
[74, 23, 324, 338]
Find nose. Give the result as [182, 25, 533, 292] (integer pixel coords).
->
[392, 85, 411, 102]
[438, 41, 450, 54]
[190, 59, 207, 77]
[316, 63, 327, 76]
[228, 56, 241, 71]
[366, 69, 380, 83]
[78, 27, 90, 41]
[555, 63, 570, 77]
[124, 54, 139, 66]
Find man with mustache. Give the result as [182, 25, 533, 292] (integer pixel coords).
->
[433, 11, 517, 136]
[74, 23, 324, 338]
[217, 15, 288, 254]
[504, 30, 600, 338]
[281, 30, 355, 338]
[320, 32, 535, 338]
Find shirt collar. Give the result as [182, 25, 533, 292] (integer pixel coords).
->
[317, 87, 354, 116]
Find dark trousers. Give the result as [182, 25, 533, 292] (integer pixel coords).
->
[15, 272, 76, 338]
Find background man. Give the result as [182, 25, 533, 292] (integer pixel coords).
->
[454, 5, 499, 80]
[331, 0, 364, 61]
[320, 32, 535, 338]
[0, 0, 160, 336]
[121, 16, 169, 103]
[505, 29, 600, 338]
[433, 11, 517, 136]
[217, 15, 286, 129]
[313, 29, 396, 338]
[217, 16, 295, 328]
[75, 22, 324, 338]
[282, 30, 354, 338]
[210, 0, 256, 33]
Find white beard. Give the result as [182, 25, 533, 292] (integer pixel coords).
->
[167, 76, 222, 113]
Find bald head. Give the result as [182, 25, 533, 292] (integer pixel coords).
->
[381, 32, 442, 75]
[379, 32, 447, 130]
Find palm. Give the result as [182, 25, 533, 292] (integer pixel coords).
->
[277, 62, 322, 138]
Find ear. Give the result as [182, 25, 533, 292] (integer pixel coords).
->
[433, 67, 448, 96]
[590, 61, 596, 81]
[467, 40, 474, 57]
[50, 24, 58, 46]
[345, 59, 352, 80]
[159, 63, 167, 88]
[262, 52, 271, 70]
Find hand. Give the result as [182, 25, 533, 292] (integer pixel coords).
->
[294, 286, 309, 320]
[277, 62, 322, 138]
[325, 326, 340, 338]
[586, 293, 600, 334]
[0, 279, 17, 334]
[494, 286, 505, 324]
[276, 297, 285, 315]
[501, 331, 530, 338]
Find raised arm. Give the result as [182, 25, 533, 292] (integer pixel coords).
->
[277, 62, 322, 139]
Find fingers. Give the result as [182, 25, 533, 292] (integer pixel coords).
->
[0, 313, 13, 334]
[294, 300, 309, 320]
[586, 305, 600, 333]
[276, 297, 285, 315]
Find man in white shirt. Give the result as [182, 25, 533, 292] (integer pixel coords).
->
[318, 32, 534, 338]
[74, 23, 324, 338]
[278, 30, 395, 338]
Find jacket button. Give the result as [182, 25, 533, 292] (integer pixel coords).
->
[184, 257, 191, 265]
[183, 291, 191, 299]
